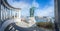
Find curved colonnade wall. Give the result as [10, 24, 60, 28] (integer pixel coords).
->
[0, 0, 21, 27]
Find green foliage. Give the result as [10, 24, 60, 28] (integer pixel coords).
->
[36, 22, 54, 29]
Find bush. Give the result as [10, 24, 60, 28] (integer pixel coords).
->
[36, 22, 53, 29]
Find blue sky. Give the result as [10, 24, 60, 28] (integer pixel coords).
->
[7, 0, 54, 17]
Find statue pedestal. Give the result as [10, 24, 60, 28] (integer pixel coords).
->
[15, 17, 36, 28]
[28, 17, 36, 26]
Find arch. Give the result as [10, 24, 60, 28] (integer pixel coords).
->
[1, 0, 21, 10]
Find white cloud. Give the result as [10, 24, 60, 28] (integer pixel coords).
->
[34, 0, 54, 17]
[7, 0, 54, 17]
[8, 0, 32, 16]
[35, 5, 54, 17]
[8, 0, 40, 16]
[32, 0, 39, 8]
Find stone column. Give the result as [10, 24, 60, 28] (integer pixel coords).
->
[55, 0, 60, 31]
